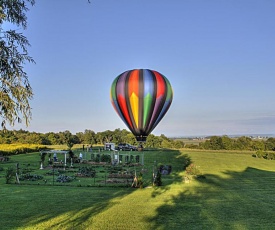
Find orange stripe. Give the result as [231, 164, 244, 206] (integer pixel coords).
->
[128, 69, 139, 96]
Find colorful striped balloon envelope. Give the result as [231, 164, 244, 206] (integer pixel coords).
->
[110, 69, 173, 142]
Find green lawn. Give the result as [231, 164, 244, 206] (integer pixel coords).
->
[1, 148, 275, 229]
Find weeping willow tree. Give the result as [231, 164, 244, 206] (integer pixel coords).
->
[0, 0, 35, 129]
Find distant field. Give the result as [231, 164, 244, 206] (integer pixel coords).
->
[173, 138, 206, 145]
[1, 148, 275, 229]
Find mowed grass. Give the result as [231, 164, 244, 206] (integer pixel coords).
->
[1, 148, 275, 229]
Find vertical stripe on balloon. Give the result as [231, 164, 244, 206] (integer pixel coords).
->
[128, 70, 139, 130]
[143, 70, 155, 128]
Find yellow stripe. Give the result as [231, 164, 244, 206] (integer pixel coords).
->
[130, 93, 139, 127]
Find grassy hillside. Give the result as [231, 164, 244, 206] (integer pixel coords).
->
[0, 148, 275, 229]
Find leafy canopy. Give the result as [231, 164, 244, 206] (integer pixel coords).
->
[0, 0, 35, 129]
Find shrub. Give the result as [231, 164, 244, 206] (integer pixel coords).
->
[153, 170, 162, 187]
[95, 154, 100, 162]
[101, 154, 111, 163]
[254, 150, 275, 160]
[78, 166, 96, 177]
[5, 167, 15, 184]
[56, 175, 75, 183]
[137, 172, 143, 188]
[19, 173, 44, 181]
[185, 164, 203, 177]
[255, 150, 263, 158]
[132, 172, 143, 188]
[266, 152, 275, 160]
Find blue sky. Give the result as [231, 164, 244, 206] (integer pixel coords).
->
[8, 0, 275, 136]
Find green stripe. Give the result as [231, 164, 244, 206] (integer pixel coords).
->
[164, 77, 173, 101]
[143, 94, 153, 127]
[111, 77, 118, 100]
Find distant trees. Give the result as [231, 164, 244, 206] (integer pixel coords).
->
[265, 138, 275, 151]
[0, 129, 274, 152]
[198, 135, 274, 151]
[0, 129, 185, 149]
[146, 134, 162, 148]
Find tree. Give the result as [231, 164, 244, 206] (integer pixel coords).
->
[83, 129, 96, 145]
[96, 130, 113, 144]
[173, 140, 185, 149]
[234, 136, 252, 150]
[265, 138, 275, 151]
[45, 132, 61, 145]
[221, 135, 233, 150]
[146, 134, 162, 148]
[60, 130, 79, 150]
[0, 0, 35, 129]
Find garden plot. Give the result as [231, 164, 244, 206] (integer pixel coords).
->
[6, 150, 146, 187]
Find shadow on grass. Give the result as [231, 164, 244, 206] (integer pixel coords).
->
[146, 166, 275, 229]
[0, 186, 134, 230]
[142, 149, 192, 185]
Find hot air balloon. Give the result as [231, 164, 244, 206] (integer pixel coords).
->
[110, 69, 173, 144]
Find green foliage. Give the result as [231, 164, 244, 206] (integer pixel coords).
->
[100, 154, 111, 163]
[265, 138, 275, 151]
[184, 143, 200, 149]
[78, 166, 96, 177]
[145, 134, 162, 148]
[173, 140, 185, 149]
[0, 0, 35, 128]
[5, 166, 15, 184]
[68, 150, 74, 159]
[137, 172, 143, 188]
[95, 153, 100, 162]
[19, 173, 43, 181]
[199, 135, 269, 151]
[254, 150, 275, 160]
[153, 170, 162, 186]
[185, 164, 203, 177]
[0, 129, 185, 150]
[76, 129, 96, 145]
[132, 172, 143, 188]
[1, 129, 273, 153]
[56, 175, 75, 183]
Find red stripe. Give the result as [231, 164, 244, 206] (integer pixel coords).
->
[153, 71, 166, 98]
[117, 95, 133, 128]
